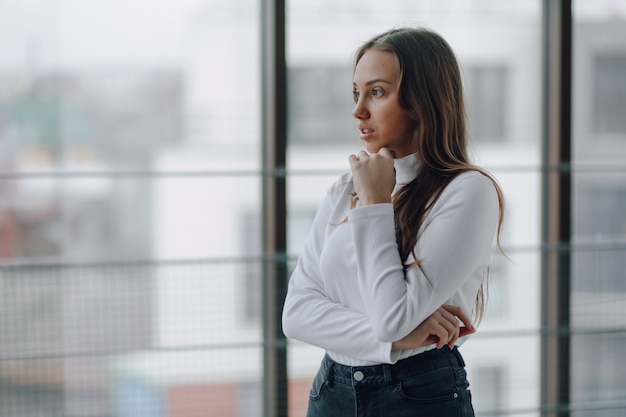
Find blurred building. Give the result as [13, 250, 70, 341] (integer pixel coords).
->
[0, 1, 625, 417]
[133, 3, 544, 416]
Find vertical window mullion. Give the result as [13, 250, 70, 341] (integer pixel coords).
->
[541, 0, 572, 416]
[261, 0, 288, 417]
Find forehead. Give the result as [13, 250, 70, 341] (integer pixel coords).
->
[353, 49, 400, 85]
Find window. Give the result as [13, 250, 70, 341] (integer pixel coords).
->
[288, 66, 354, 145]
[287, 5, 541, 417]
[242, 210, 315, 323]
[573, 5, 626, 414]
[242, 212, 263, 322]
[485, 256, 510, 318]
[465, 66, 508, 143]
[471, 365, 505, 414]
[574, 183, 626, 241]
[593, 52, 626, 135]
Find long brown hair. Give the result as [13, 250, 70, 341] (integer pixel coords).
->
[355, 28, 505, 324]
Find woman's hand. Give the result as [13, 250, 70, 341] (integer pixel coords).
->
[348, 147, 396, 206]
[392, 305, 475, 351]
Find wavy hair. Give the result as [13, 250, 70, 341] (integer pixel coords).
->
[354, 28, 505, 324]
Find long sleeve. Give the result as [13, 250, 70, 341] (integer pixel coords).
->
[348, 171, 499, 342]
[282, 165, 500, 366]
[282, 184, 395, 364]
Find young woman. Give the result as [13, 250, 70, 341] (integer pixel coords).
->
[282, 27, 505, 417]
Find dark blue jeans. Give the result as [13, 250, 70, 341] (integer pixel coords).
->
[306, 346, 475, 417]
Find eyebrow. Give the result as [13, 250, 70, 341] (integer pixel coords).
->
[353, 78, 395, 87]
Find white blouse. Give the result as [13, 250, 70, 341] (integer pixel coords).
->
[282, 153, 500, 366]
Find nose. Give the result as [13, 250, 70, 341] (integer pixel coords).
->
[352, 99, 369, 119]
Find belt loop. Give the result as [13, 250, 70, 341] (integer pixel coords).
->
[452, 346, 466, 367]
[383, 364, 394, 389]
[324, 354, 336, 385]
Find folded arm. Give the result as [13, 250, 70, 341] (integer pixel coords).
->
[349, 172, 499, 342]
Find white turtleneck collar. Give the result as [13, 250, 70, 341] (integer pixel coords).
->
[393, 153, 419, 186]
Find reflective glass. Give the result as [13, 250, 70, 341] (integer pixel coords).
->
[572, 4, 626, 413]
[0, 1, 262, 416]
[286, 1, 542, 416]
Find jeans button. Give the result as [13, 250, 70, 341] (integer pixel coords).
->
[353, 370, 364, 381]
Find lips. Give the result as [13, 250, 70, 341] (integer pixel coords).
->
[359, 126, 374, 140]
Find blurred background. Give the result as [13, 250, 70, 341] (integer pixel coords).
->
[0, 0, 625, 416]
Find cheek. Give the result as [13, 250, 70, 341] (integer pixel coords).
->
[402, 119, 417, 137]
[389, 114, 415, 137]
[384, 105, 412, 128]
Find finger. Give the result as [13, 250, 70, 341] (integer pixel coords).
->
[442, 305, 475, 332]
[433, 309, 460, 348]
[378, 147, 395, 159]
[348, 154, 359, 168]
[438, 306, 459, 324]
[430, 323, 449, 349]
[438, 314, 459, 344]
[441, 304, 462, 316]
[423, 334, 439, 346]
[441, 305, 475, 340]
[459, 327, 474, 338]
[448, 324, 461, 349]
[358, 150, 369, 159]
[436, 309, 461, 335]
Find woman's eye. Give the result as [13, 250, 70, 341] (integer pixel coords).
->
[372, 88, 383, 97]
[352, 90, 360, 102]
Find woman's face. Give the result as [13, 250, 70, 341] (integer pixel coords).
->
[352, 48, 416, 158]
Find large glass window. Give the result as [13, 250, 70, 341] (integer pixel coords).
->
[572, 2, 626, 416]
[593, 53, 626, 135]
[285, 2, 542, 416]
[465, 66, 509, 143]
[3, 1, 626, 416]
[0, 1, 263, 416]
[288, 66, 354, 145]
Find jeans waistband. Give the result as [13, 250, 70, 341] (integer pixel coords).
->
[322, 346, 465, 387]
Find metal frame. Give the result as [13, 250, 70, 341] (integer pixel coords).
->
[541, 0, 572, 416]
[261, 1, 289, 417]
[260, 1, 576, 416]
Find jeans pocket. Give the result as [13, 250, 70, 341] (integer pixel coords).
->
[397, 384, 460, 404]
[396, 365, 460, 404]
[309, 367, 329, 401]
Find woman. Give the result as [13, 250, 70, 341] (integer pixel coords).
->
[282, 27, 505, 417]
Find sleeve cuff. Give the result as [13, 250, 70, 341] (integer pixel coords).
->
[347, 203, 394, 221]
